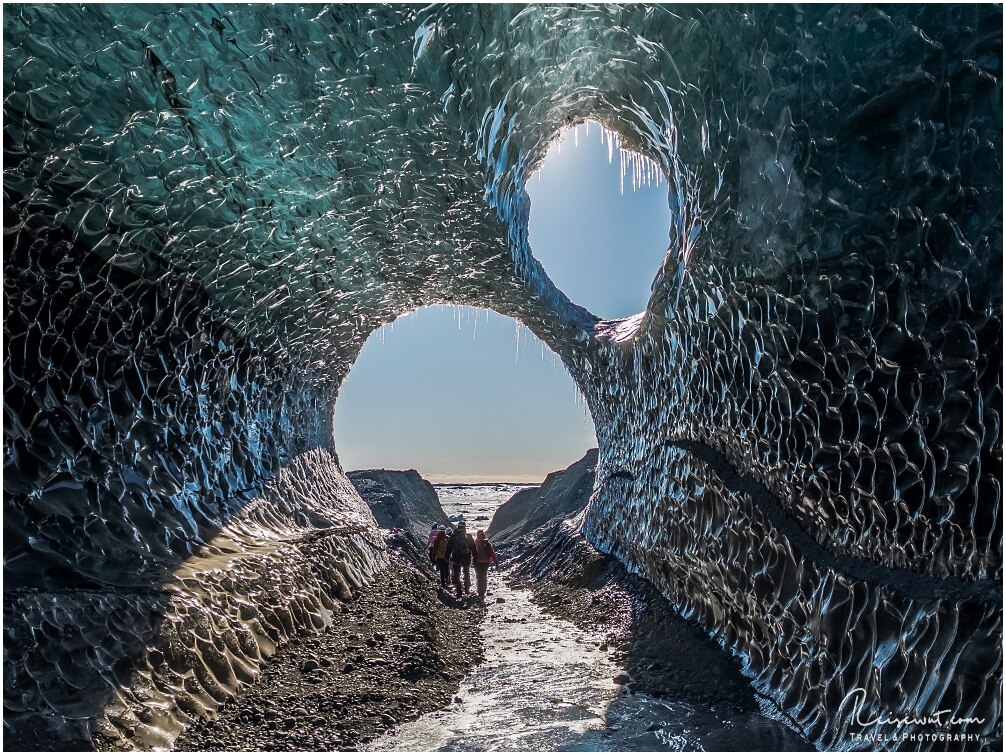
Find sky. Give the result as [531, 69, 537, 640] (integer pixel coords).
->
[333, 121, 670, 482]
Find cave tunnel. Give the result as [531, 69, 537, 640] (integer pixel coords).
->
[3, 4, 1002, 751]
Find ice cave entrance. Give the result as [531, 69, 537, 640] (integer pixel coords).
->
[334, 306, 596, 483]
[527, 121, 671, 320]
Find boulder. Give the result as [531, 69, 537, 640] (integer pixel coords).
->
[347, 469, 448, 542]
[488, 449, 598, 542]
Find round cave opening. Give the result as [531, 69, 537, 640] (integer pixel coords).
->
[526, 120, 672, 321]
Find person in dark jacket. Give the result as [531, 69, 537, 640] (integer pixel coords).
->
[445, 521, 476, 598]
[432, 525, 450, 588]
[473, 530, 499, 599]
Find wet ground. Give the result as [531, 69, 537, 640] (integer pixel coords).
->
[368, 576, 809, 752]
[370, 485, 810, 752]
[366, 578, 619, 751]
[176, 486, 812, 752]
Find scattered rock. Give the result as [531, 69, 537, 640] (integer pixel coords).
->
[612, 673, 631, 685]
[175, 552, 485, 752]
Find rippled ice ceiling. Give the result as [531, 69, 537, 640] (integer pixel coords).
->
[3, 3, 1002, 751]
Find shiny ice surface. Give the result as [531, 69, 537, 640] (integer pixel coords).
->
[4, 3, 1001, 750]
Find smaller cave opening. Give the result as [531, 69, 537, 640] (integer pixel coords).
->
[526, 120, 672, 321]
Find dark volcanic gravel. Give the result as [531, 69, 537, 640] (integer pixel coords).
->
[174, 548, 484, 751]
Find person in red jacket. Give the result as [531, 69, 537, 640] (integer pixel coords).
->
[473, 529, 499, 600]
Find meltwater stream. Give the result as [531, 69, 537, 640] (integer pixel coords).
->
[366, 579, 623, 751]
[368, 578, 809, 752]
[367, 485, 809, 752]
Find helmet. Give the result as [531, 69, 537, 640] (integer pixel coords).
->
[438, 525, 446, 531]
[446, 527, 454, 534]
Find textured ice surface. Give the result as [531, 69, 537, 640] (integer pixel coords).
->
[3, 3, 1002, 750]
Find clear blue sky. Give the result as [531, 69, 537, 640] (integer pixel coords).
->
[527, 121, 670, 319]
[334, 122, 670, 482]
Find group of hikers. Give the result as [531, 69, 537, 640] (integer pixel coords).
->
[426, 520, 498, 600]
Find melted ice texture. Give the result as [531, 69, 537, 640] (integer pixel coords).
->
[4, 4, 1001, 752]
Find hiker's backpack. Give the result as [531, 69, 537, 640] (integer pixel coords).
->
[453, 533, 471, 559]
[477, 539, 492, 563]
[434, 533, 449, 559]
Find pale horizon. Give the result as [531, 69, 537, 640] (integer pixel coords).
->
[341, 459, 596, 486]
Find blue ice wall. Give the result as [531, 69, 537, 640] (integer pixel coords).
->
[3, 4, 1001, 750]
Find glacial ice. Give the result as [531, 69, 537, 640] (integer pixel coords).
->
[3, 3, 1002, 750]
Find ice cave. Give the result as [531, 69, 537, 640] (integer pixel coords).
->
[3, 4, 1002, 751]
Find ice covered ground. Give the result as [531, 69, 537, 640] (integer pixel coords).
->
[435, 483, 536, 526]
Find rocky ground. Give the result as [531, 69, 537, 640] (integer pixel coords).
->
[174, 534, 484, 751]
[530, 576, 770, 715]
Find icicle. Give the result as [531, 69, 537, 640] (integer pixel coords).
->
[619, 148, 625, 195]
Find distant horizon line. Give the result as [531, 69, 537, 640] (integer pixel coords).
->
[346, 468, 546, 485]
[429, 479, 541, 486]
[344, 448, 598, 485]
